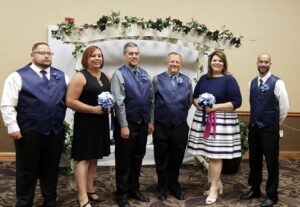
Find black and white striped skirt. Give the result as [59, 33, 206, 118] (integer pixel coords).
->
[187, 110, 241, 159]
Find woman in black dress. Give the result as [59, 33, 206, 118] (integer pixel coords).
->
[66, 46, 111, 207]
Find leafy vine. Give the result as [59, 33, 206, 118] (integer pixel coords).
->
[52, 11, 242, 50]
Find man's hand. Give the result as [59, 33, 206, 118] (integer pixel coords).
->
[8, 131, 22, 140]
[121, 127, 130, 139]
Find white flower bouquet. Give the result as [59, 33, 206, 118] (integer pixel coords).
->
[97, 91, 115, 112]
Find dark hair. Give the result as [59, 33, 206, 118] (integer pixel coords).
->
[207, 50, 228, 78]
[123, 42, 139, 54]
[32, 42, 49, 51]
[81, 46, 104, 69]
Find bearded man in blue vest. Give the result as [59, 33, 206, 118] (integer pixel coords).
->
[111, 42, 154, 207]
[153, 52, 192, 201]
[240, 53, 289, 207]
[0, 42, 67, 207]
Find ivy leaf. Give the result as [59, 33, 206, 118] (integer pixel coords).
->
[171, 18, 183, 32]
[97, 15, 108, 31]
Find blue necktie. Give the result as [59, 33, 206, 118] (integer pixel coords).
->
[171, 76, 176, 87]
[133, 70, 139, 81]
[40, 70, 48, 83]
[258, 79, 263, 88]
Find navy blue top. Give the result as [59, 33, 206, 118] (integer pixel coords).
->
[193, 74, 242, 109]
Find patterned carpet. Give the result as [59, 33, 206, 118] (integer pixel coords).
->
[0, 160, 299, 207]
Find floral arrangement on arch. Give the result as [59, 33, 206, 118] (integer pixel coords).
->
[51, 11, 243, 60]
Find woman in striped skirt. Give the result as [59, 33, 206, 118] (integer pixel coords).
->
[187, 51, 242, 205]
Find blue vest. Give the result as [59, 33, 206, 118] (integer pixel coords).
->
[119, 65, 152, 124]
[249, 75, 279, 128]
[154, 72, 191, 127]
[16, 65, 67, 135]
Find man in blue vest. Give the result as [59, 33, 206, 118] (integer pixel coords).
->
[0, 42, 67, 207]
[111, 42, 154, 207]
[153, 52, 192, 201]
[240, 53, 289, 207]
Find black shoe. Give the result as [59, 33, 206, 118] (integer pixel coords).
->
[240, 190, 261, 199]
[116, 198, 130, 207]
[128, 191, 149, 202]
[170, 191, 185, 200]
[260, 198, 277, 207]
[157, 192, 167, 201]
[87, 192, 105, 203]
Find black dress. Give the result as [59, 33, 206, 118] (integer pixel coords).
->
[71, 69, 111, 161]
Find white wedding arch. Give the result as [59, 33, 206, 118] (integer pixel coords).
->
[49, 12, 242, 166]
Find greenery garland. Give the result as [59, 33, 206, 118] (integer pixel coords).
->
[62, 121, 74, 175]
[52, 11, 242, 57]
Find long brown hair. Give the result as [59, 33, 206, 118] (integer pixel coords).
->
[207, 50, 228, 78]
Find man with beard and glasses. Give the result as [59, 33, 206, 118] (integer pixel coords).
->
[240, 53, 289, 207]
[111, 42, 154, 207]
[1, 42, 68, 207]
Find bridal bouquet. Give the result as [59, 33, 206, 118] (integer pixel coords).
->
[97, 91, 115, 112]
[198, 93, 216, 138]
[198, 92, 216, 108]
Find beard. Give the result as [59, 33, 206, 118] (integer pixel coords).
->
[35, 60, 51, 69]
[258, 66, 269, 76]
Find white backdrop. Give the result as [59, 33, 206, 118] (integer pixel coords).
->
[48, 26, 208, 166]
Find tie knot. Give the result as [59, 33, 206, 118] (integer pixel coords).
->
[40, 70, 48, 82]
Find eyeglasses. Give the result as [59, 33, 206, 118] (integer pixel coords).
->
[33, 51, 54, 56]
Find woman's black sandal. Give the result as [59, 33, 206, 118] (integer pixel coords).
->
[87, 192, 105, 203]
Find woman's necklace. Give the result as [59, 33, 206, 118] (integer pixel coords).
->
[97, 73, 103, 86]
[88, 69, 103, 86]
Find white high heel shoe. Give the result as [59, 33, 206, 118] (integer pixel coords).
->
[205, 184, 223, 205]
[205, 195, 217, 205]
[205, 189, 218, 205]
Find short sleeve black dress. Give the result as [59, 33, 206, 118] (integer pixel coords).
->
[71, 69, 111, 161]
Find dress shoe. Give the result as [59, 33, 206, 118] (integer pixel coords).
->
[240, 190, 261, 199]
[170, 191, 185, 200]
[205, 196, 217, 205]
[260, 198, 277, 207]
[116, 198, 130, 207]
[205, 188, 219, 205]
[87, 192, 105, 203]
[157, 192, 167, 201]
[128, 191, 149, 202]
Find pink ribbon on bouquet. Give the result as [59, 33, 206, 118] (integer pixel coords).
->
[203, 112, 216, 139]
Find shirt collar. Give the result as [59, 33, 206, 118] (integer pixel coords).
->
[126, 64, 139, 73]
[167, 72, 179, 78]
[259, 71, 271, 83]
[30, 63, 50, 74]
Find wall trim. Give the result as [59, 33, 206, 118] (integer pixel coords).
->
[237, 111, 300, 117]
[0, 152, 16, 161]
